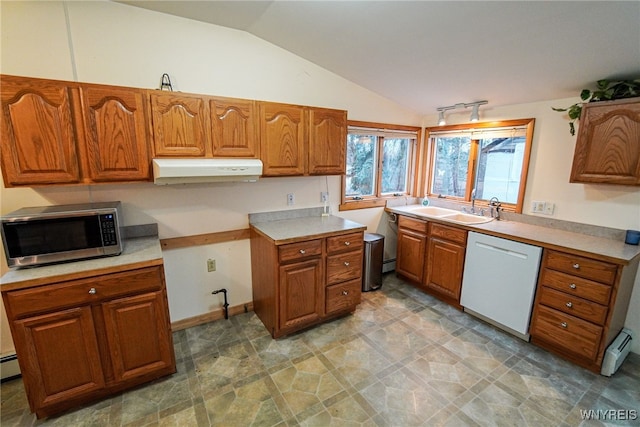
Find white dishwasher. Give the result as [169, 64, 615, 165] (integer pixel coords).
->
[460, 231, 542, 340]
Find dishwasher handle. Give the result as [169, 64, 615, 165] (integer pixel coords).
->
[475, 241, 528, 260]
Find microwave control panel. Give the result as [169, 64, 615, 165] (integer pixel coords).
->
[100, 214, 119, 246]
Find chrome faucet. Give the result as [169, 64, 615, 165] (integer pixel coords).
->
[489, 197, 502, 220]
[470, 189, 477, 214]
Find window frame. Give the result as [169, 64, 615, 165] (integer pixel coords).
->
[424, 118, 535, 213]
[340, 120, 421, 211]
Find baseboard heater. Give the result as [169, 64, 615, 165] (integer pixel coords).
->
[382, 258, 395, 273]
[601, 328, 633, 376]
[1, 353, 21, 382]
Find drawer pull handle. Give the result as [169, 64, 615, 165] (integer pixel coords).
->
[572, 263, 580, 269]
[299, 249, 306, 254]
[569, 283, 577, 289]
[566, 302, 573, 308]
[344, 262, 350, 266]
[344, 241, 351, 246]
[342, 290, 349, 296]
[560, 322, 568, 328]
[88, 288, 97, 295]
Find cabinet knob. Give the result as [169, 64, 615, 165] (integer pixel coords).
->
[299, 249, 306, 254]
[569, 283, 577, 289]
[572, 263, 580, 269]
[560, 322, 568, 328]
[344, 241, 351, 246]
[342, 290, 349, 296]
[88, 287, 97, 295]
[566, 302, 573, 308]
[344, 262, 350, 266]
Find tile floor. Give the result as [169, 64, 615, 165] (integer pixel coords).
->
[1, 274, 639, 426]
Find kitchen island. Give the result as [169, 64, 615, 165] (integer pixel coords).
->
[249, 209, 366, 338]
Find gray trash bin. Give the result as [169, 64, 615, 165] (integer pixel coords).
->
[362, 232, 384, 292]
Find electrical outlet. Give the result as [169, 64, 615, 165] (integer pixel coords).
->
[543, 202, 555, 215]
[287, 193, 294, 206]
[207, 258, 216, 272]
[321, 192, 329, 203]
[531, 201, 545, 213]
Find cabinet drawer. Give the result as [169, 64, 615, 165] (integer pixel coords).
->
[279, 239, 322, 263]
[430, 223, 467, 245]
[5, 267, 163, 319]
[545, 250, 617, 285]
[326, 279, 361, 315]
[531, 305, 603, 361]
[327, 250, 363, 285]
[398, 215, 428, 234]
[327, 232, 363, 254]
[538, 286, 608, 325]
[539, 268, 612, 305]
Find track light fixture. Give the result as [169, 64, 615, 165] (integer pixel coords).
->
[436, 101, 488, 125]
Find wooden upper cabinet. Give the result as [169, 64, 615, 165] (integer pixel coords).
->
[210, 97, 259, 158]
[308, 108, 347, 175]
[0, 75, 81, 186]
[259, 102, 306, 176]
[149, 91, 210, 157]
[77, 85, 151, 182]
[571, 97, 640, 185]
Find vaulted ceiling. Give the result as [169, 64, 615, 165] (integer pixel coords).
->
[119, 1, 640, 114]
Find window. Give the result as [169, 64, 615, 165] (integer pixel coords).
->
[342, 121, 419, 209]
[426, 119, 535, 213]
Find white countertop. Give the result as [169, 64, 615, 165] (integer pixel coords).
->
[250, 215, 367, 244]
[1, 236, 163, 288]
[387, 205, 640, 265]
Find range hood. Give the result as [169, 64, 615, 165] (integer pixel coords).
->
[152, 158, 263, 185]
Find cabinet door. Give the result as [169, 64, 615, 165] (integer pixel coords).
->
[150, 91, 210, 157]
[0, 76, 80, 186]
[279, 258, 323, 330]
[102, 291, 175, 383]
[308, 108, 346, 175]
[396, 228, 427, 283]
[259, 102, 305, 176]
[211, 97, 259, 158]
[571, 98, 640, 185]
[12, 307, 104, 411]
[425, 237, 465, 300]
[78, 85, 151, 182]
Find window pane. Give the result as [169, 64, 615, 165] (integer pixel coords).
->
[345, 134, 376, 197]
[430, 136, 471, 197]
[475, 136, 526, 204]
[381, 138, 410, 194]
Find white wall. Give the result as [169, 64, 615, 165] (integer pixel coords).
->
[0, 1, 420, 355]
[1, 1, 639, 355]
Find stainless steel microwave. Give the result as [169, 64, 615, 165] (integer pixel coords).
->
[1, 202, 123, 268]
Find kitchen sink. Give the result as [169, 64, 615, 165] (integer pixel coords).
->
[407, 206, 458, 217]
[405, 205, 494, 224]
[439, 213, 494, 224]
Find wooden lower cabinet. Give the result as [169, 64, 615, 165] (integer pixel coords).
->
[530, 249, 638, 373]
[250, 227, 363, 338]
[396, 216, 428, 283]
[424, 223, 467, 306]
[2, 265, 176, 418]
[278, 258, 324, 331]
[395, 215, 467, 307]
[12, 307, 105, 411]
[102, 290, 174, 383]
